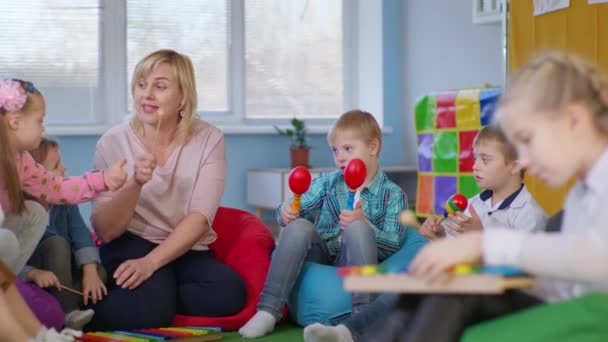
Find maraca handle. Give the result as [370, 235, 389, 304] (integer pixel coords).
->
[346, 189, 356, 210]
[291, 194, 302, 211]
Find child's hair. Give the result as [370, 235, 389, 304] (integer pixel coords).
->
[474, 125, 517, 164]
[497, 51, 608, 136]
[327, 109, 382, 153]
[0, 79, 41, 213]
[130, 49, 197, 144]
[29, 137, 59, 165]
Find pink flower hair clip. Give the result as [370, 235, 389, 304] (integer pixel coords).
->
[0, 79, 27, 112]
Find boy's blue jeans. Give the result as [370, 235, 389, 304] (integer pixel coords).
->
[258, 218, 378, 319]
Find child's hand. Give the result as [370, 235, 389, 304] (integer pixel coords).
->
[419, 216, 445, 240]
[27, 269, 61, 290]
[458, 206, 483, 232]
[281, 203, 300, 226]
[339, 200, 368, 229]
[134, 153, 156, 186]
[104, 160, 128, 191]
[82, 264, 107, 305]
[409, 232, 483, 279]
[444, 206, 483, 236]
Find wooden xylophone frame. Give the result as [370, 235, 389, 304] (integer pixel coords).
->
[344, 273, 535, 294]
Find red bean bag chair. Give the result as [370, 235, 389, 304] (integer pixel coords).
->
[172, 207, 275, 331]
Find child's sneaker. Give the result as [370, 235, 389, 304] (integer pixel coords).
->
[64, 309, 95, 330]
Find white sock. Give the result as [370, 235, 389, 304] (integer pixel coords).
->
[35, 326, 82, 342]
[35, 326, 49, 341]
[238, 310, 277, 338]
[303, 323, 354, 342]
[57, 328, 82, 339]
[64, 309, 94, 330]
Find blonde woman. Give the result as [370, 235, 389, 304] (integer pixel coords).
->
[90, 50, 246, 330]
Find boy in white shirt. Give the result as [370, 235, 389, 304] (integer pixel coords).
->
[421, 125, 547, 240]
[304, 125, 548, 342]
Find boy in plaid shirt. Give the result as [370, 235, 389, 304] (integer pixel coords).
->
[240, 110, 408, 338]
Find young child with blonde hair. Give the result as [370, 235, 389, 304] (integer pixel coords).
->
[368, 51, 608, 341]
[240, 110, 408, 338]
[23, 138, 108, 330]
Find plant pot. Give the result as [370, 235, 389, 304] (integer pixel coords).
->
[290, 147, 310, 168]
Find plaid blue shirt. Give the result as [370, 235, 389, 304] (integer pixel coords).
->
[277, 169, 408, 260]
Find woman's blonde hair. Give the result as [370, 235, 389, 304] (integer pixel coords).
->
[0, 79, 42, 213]
[498, 51, 608, 136]
[327, 110, 382, 153]
[130, 49, 198, 144]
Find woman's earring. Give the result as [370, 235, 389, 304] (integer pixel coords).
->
[180, 110, 185, 117]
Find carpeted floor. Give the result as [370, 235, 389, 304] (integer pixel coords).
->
[222, 322, 303, 341]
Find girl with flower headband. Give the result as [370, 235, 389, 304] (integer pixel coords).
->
[0, 79, 128, 319]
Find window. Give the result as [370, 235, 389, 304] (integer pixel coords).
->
[127, 1, 229, 113]
[244, 1, 343, 119]
[1, 1, 384, 134]
[0, 0, 102, 125]
[127, 0, 344, 121]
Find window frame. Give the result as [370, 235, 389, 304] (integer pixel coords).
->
[45, 0, 385, 135]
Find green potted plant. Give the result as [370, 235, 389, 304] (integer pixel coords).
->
[274, 117, 311, 168]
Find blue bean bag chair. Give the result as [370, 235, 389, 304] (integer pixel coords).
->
[288, 227, 428, 326]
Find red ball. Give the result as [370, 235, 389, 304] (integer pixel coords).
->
[344, 158, 367, 189]
[288, 166, 312, 195]
[451, 193, 468, 210]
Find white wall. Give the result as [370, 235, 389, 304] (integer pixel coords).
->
[401, 0, 504, 165]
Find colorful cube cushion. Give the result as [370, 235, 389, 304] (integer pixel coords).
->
[415, 88, 501, 217]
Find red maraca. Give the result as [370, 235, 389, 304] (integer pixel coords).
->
[443, 193, 468, 217]
[289, 166, 312, 211]
[344, 158, 367, 210]
[441, 193, 469, 238]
